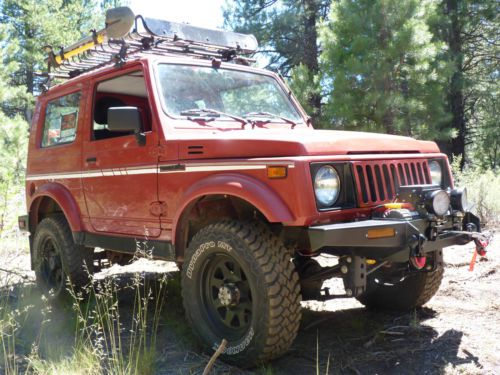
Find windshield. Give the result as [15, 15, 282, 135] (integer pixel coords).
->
[157, 64, 303, 124]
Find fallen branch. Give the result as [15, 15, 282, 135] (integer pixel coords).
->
[0, 267, 30, 279]
[203, 338, 227, 375]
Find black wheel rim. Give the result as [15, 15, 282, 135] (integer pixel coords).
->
[39, 236, 64, 294]
[201, 253, 253, 340]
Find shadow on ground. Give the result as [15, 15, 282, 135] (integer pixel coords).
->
[270, 307, 478, 375]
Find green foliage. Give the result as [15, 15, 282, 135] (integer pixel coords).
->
[288, 64, 323, 124]
[320, 0, 451, 138]
[224, 0, 329, 73]
[0, 26, 29, 234]
[1, 0, 98, 95]
[429, 0, 498, 167]
[452, 160, 500, 227]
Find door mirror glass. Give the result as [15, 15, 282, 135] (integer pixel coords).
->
[108, 106, 142, 132]
[107, 107, 145, 145]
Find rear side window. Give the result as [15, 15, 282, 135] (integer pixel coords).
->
[41, 92, 81, 147]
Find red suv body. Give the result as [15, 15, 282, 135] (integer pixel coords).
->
[20, 10, 484, 366]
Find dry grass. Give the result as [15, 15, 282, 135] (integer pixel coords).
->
[0, 254, 171, 375]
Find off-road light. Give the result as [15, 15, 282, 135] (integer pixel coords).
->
[450, 187, 468, 212]
[314, 165, 340, 207]
[429, 160, 442, 186]
[426, 190, 450, 216]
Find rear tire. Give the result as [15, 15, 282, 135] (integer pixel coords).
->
[356, 266, 444, 310]
[33, 215, 94, 300]
[181, 220, 301, 367]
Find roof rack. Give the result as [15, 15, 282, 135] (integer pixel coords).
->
[42, 7, 258, 83]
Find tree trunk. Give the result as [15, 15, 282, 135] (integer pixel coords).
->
[302, 0, 322, 123]
[446, 0, 466, 170]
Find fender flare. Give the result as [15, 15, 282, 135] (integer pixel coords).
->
[29, 182, 83, 232]
[172, 173, 295, 245]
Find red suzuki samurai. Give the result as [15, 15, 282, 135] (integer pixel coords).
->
[18, 7, 488, 366]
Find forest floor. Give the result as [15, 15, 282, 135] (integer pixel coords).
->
[0, 230, 499, 375]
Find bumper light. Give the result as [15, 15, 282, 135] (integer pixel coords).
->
[426, 190, 450, 216]
[450, 187, 468, 212]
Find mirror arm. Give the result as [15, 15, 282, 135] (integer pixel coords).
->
[134, 130, 146, 146]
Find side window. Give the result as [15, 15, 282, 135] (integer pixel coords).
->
[41, 92, 81, 147]
[92, 71, 150, 141]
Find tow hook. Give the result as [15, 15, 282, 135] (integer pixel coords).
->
[410, 256, 426, 269]
[409, 233, 427, 269]
[469, 237, 490, 271]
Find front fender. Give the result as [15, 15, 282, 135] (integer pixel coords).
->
[172, 173, 295, 244]
[29, 182, 83, 232]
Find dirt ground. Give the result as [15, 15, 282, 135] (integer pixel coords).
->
[1, 231, 499, 375]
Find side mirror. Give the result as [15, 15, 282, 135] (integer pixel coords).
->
[107, 106, 146, 146]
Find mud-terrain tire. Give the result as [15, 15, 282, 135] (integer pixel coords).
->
[356, 266, 444, 310]
[181, 221, 302, 367]
[33, 215, 94, 299]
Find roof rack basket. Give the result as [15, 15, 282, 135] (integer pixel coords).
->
[43, 7, 258, 80]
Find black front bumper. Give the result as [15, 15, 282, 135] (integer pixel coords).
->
[308, 215, 476, 262]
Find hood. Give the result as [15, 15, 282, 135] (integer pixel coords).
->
[173, 128, 440, 159]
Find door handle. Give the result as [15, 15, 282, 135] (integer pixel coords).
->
[86, 157, 97, 163]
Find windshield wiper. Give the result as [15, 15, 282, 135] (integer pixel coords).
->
[244, 111, 298, 128]
[180, 108, 248, 127]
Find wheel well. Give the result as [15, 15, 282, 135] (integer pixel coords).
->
[30, 197, 64, 233]
[174, 195, 270, 262]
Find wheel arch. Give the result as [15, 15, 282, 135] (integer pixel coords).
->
[28, 182, 83, 234]
[172, 173, 295, 262]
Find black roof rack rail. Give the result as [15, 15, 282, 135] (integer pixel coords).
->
[43, 7, 258, 81]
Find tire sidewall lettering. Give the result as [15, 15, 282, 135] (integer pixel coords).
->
[186, 240, 233, 279]
[213, 327, 254, 356]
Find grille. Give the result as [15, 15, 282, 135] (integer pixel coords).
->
[352, 159, 431, 206]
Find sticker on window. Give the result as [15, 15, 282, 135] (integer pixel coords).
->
[41, 92, 81, 147]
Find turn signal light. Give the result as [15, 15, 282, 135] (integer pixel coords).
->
[267, 166, 287, 179]
[366, 228, 396, 239]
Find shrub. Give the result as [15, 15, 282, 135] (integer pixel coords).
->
[452, 162, 500, 228]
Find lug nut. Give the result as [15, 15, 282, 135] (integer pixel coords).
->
[346, 257, 352, 263]
[346, 289, 353, 297]
[341, 265, 349, 274]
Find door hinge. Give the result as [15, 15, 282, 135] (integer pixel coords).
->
[150, 201, 167, 217]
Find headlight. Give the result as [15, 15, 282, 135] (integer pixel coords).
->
[429, 161, 442, 186]
[426, 190, 450, 216]
[314, 165, 340, 207]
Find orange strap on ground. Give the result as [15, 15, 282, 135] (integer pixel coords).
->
[469, 249, 478, 272]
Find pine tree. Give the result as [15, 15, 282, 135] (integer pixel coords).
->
[430, 0, 498, 168]
[0, 0, 112, 122]
[320, 0, 451, 138]
[0, 24, 29, 232]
